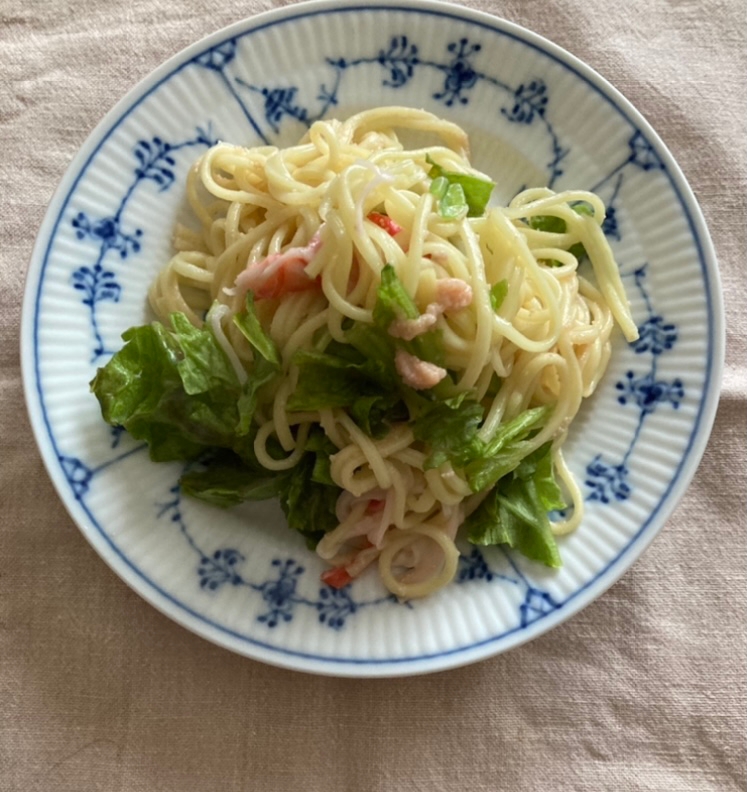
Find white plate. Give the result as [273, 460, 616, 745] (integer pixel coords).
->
[21, 0, 723, 676]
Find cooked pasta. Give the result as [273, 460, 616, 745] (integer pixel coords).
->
[138, 106, 638, 600]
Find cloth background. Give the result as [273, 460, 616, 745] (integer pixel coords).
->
[1, 0, 745, 789]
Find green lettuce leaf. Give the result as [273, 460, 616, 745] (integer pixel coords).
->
[287, 347, 393, 409]
[527, 214, 565, 234]
[413, 400, 565, 567]
[180, 432, 343, 549]
[465, 441, 564, 567]
[91, 320, 243, 462]
[426, 155, 494, 217]
[305, 429, 338, 486]
[170, 312, 241, 394]
[489, 279, 508, 312]
[439, 182, 468, 220]
[180, 455, 284, 508]
[373, 263, 419, 326]
[91, 304, 286, 462]
[92, 310, 344, 548]
[349, 394, 408, 438]
[514, 441, 566, 512]
[410, 400, 553, 487]
[287, 349, 373, 411]
[276, 450, 341, 548]
[466, 477, 562, 567]
[236, 356, 279, 436]
[465, 405, 553, 492]
[412, 399, 485, 470]
[373, 264, 445, 367]
[232, 291, 280, 365]
[528, 202, 593, 262]
[429, 175, 448, 200]
[232, 292, 282, 434]
[287, 346, 405, 436]
[484, 405, 552, 455]
[344, 323, 399, 389]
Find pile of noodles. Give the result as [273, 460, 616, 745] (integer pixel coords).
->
[148, 107, 638, 599]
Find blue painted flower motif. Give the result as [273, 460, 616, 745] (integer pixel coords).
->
[585, 455, 631, 503]
[520, 587, 559, 628]
[145, 470, 562, 632]
[71, 126, 217, 361]
[71, 263, 121, 307]
[133, 138, 178, 192]
[194, 126, 217, 148]
[71, 263, 121, 359]
[235, 82, 309, 133]
[377, 35, 419, 88]
[194, 41, 268, 143]
[59, 456, 93, 499]
[548, 138, 568, 187]
[457, 547, 495, 582]
[72, 213, 142, 258]
[600, 172, 624, 240]
[199, 549, 245, 592]
[156, 485, 183, 526]
[584, 260, 682, 503]
[264, 87, 308, 130]
[316, 74, 341, 114]
[502, 79, 548, 124]
[195, 39, 237, 72]
[130, 129, 216, 197]
[235, 34, 574, 188]
[433, 39, 481, 106]
[317, 585, 358, 630]
[602, 205, 620, 240]
[257, 559, 304, 627]
[634, 316, 678, 355]
[628, 130, 664, 172]
[616, 371, 684, 413]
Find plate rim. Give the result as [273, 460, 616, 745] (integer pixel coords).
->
[20, 0, 725, 677]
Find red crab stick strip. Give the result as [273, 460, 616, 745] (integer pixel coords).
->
[233, 230, 323, 299]
[320, 567, 354, 589]
[367, 212, 402, 236]
[321, 544, 381, 589]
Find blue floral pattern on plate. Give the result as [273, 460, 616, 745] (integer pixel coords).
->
[70, 129, 216, 360]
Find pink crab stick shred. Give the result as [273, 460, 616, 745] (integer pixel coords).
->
[233, 231, 324, 299]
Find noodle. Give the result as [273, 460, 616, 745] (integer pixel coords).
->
[144, 107, 638, 600]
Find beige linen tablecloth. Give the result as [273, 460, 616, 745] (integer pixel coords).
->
[2, 0, 745, 789]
